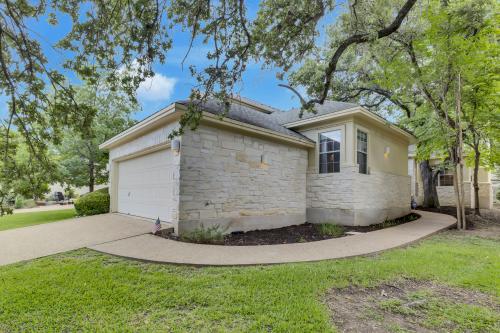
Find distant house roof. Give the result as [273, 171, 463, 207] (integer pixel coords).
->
[271, 101, 359, 125]
[176, 99, 313, 142]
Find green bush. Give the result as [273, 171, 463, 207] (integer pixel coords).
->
[180, 225, 226, 244]
[74, 188, 110, 216]
[14, 196, 25, 209]
[496, 190, 500, 201]
[316, 223, 344, 237]
[23, 199, 36, 209]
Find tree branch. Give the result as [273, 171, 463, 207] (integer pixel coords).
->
[286, 0, 417, 109]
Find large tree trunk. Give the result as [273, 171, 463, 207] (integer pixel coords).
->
[472, 142, 481, 216]
[420, 160, 440, 208]
[454, 74, 467, 229]
[88, 161, 95, 193]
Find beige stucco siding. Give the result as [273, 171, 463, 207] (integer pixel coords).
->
[295, 117, 411, 226]
[177, 123, 308, 234]
[108, 122, 180, 161]
[353, 117, 409, 176]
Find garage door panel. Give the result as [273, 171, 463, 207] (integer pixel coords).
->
[117, 149, 175, 221]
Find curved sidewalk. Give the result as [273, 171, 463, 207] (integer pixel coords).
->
[89, 210, 456, 266]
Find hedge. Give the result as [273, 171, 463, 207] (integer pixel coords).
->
[74, 187, 110, 216]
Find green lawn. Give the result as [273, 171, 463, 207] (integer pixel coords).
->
[0, 232, 498, 332]
[0, 209, 76, 231]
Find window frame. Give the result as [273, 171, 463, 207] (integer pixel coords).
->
[356, 128, 368, 174]
[438, 169, 454, 186]
[318, 129, 342, 174]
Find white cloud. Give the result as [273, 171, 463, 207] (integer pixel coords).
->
[119, 60, 177, 102]
[137, 73, 177, 101]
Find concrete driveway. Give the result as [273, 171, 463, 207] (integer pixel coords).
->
[0, 214, 154, 266]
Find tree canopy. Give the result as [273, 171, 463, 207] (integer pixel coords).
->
[56, 82, 138, 193]
[3, 0, 498, 221]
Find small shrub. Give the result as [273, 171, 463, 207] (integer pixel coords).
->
[496, 190, 500, 201]
[316, 223, 344, 237]
[381, 217, 398, 228]
[65, 187, 76, 199]
[297, 236, 307, 243]
[180, 224, 226, 244]
[14, 196, 25, 209]
[23, 199, 36, 209]
[74, 188, 109, 216]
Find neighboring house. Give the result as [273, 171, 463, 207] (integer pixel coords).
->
[408, 145, 493, 209]
[100, 97, 415, 235]
[49, 183, 107, 198]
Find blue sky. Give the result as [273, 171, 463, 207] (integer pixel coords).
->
[5, 2, 345, 122]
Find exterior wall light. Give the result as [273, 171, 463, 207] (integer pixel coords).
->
[172, 139, 181, 154]
[384, 146, 391, 158]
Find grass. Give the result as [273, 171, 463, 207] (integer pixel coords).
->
[180, 224, 226, 244]
[0, 209, 76, 231]
[0, 232, 498, 332]
[316, 223, 345, 237]
[378, 292, 499, 332]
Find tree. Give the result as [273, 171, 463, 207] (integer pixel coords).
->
[458, 18, 500, 215]
[291, 0, 498, 227]
[0, 0, 419, 208]
[0, 130, 55, 215]
[0, 0, 170, 208]
[57, 83, 138, 193]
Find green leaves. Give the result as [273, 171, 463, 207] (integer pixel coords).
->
[56, 81, 138, 191]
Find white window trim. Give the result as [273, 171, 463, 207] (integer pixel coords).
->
[355, 125, 370, 174]
[318, 128, 343, 174]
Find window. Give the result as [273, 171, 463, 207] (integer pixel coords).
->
[357, 130, 368, 174]
[319, 130, 341, 173]
[439, 170, 454, 186]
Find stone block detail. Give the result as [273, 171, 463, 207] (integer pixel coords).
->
[307, 166, 411, 226]
[177, 124, 308, 234]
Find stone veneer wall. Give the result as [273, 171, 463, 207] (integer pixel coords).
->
[306, 166, 357, 224]
[352, 171, 410, 225]
[436, 184, 471, 207]
[177, 124, 308, 234]
[307, 166, 411, 226]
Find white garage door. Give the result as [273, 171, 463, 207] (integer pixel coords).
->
[117, 149, 175, 221]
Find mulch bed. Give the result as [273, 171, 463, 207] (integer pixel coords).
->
[417, 205, 500, 230]
[416, 205, 473, 218]
[160, 213, 420, 246]
[223, 223, 335, 246]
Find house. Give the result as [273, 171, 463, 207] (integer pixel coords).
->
[100, 97, 415, 235]
[49, 183, 108, 198]
[408, 146, 494, 209]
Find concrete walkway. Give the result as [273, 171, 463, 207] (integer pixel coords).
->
[90, 210, 456, 266]
[0, 214, 153, 266]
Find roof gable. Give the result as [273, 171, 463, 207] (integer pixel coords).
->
[177, 99, 312, 142]
[271, 101, 359, 125]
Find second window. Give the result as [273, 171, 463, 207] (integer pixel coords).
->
[357, 130, 368, 174]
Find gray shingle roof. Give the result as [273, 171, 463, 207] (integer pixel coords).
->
[271, 101, 359, 125]
[177, 99, 313, 142]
